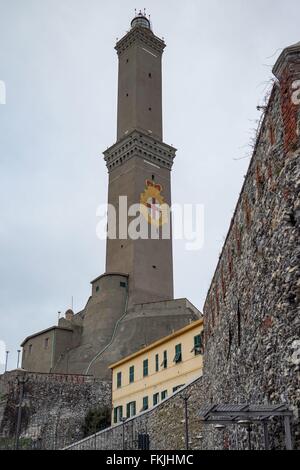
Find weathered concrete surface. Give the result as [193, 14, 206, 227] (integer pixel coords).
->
[54, 297, 201, 379]
[22, 265, 201, 379]
[88, 298, 201, 378]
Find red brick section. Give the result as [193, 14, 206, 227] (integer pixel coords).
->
[261, 315, 273, 332]
[269, 122, 276, 146]
[267, 161, 273, 181]
[279, 53, 300, 153]
[243, 196, 252, 228]
[279, 69, 299, 153]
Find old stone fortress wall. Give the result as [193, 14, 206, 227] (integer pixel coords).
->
[0, 14, 299, 450]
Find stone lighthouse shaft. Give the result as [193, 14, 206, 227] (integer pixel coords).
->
[104, 12, 176, 307]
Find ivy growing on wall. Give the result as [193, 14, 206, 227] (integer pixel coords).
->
[82, 406, 111, 438]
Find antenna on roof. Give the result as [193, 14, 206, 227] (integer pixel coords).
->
[144, 8, 146, 16]
[134, 8, 137, 16]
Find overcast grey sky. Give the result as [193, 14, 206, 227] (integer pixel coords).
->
[0, 0, 299, 373]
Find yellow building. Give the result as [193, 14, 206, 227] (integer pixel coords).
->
[109, 319, 204, 425]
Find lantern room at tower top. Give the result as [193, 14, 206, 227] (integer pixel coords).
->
[131, 10, 152, 30]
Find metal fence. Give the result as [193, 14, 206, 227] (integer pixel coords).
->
[64, 419, 153, 451]
[0, 434, 75, 451]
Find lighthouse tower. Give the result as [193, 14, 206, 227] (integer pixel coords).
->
[104, 11, 175, 306]
[20, 13, 201, 379]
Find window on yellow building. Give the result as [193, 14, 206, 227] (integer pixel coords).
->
[114, 406, 123, 424]
[161, 350, 167, 369]
[143, 359, 149, 377]
[142, 396, 149, 411]
[129, 366, 134, 383]
[126, 401, 136, 418]
[117, 372, 122, 388]
[193, 334, 202, 355]
[153, 393, 159, 406]
[155, 354, 159, 372]
[161, 390, 168, 400]
[174, 344, 182, 363]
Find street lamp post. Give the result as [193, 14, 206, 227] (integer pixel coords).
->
[17, 350, 21, 369]
[181, 394, 191, 450]
[5, 351, 9, 372]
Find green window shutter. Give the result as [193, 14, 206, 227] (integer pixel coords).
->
[174, 344, 182, 363]
[143, 359, 149, 377]
[161, 350, 167, 369]
[129, 366, 134, 383]
[143, 396, 149, 411]
[155, 354, 159, 372]
[194, 335, 202, 355]
[153, 393, 159, 406]
[117, 372, 122, 388]
[126, 403, 130, 418]
[133, 401, 136, 416]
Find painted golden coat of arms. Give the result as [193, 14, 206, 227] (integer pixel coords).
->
[140, 180, 168, 227]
